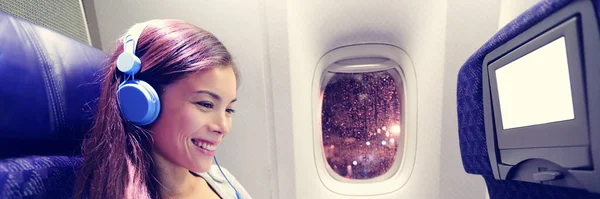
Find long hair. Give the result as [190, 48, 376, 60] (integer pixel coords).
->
[74, 19, 238, 199]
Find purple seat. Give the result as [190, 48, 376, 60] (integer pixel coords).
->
[457, 0, 600, 198]
[0, 9, 107, 198]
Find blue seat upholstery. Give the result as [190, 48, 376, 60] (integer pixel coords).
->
[457, 0, 600, 198]
[0, 9, 107, 198]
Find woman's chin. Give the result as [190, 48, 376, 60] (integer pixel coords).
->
[188, 160, 213, 173]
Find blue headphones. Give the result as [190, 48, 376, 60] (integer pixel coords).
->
[116, 23, 161, 126]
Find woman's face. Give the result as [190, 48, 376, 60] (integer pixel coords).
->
[150, 66, 237, 173]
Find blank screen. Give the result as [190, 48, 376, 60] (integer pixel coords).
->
[495, 37, 574, 130]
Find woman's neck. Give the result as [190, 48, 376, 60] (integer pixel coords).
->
[153, 152, 210, 199]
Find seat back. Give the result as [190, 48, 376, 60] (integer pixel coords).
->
[0, 9, 107, 198]
[457, 0, 600, 198]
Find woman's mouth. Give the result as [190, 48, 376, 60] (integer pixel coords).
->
[191, 139, 217, 155]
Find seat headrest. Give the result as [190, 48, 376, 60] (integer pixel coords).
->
[457, 0, 600, 198]
[0, 10, 108, 158]
[457, 0, 576, 177]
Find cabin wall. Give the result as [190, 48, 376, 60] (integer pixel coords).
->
[498, 0, 541, 29]
[286, 0, 447, 198]
[89, 0, 507, 198]
[262, 0, 296, 198]
[439, 1, 501, 199]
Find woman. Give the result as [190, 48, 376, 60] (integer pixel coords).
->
[74, 19, 251, 199]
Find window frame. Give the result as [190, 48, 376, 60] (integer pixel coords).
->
[311, 43, 417, 196]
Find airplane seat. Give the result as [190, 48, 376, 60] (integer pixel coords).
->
[457, 0, 600, 198]
[0, 9, 107, 198]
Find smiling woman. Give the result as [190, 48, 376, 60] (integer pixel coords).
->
[151, 67, 238, 173]
[74, 19, 251, 199]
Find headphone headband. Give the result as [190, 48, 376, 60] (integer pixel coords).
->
[122, 22, 148, 55]
[117, 22, 149, 75]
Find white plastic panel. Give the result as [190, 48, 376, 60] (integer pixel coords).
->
[288, 1, 448, 198]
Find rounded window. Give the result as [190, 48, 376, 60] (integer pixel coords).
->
[321, 58, 404, 182]
[312, 44, 416, 196]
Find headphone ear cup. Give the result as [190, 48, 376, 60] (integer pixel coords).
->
[117, 80, 161, 125]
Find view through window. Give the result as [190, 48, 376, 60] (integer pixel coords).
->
[322, 70, 403, 180]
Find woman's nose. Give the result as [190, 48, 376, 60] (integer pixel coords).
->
[208, 113, 228, 135]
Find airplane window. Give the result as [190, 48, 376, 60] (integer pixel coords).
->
[322, 70, 403, 180]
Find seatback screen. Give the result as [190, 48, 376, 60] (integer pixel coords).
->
[495, 37, 574, 129]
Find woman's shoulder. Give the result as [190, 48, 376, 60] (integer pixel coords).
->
[193, 165, 252, 199]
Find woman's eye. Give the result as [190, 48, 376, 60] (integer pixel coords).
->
[226, 108, 236, 114]
[196, 102, 214, 109]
